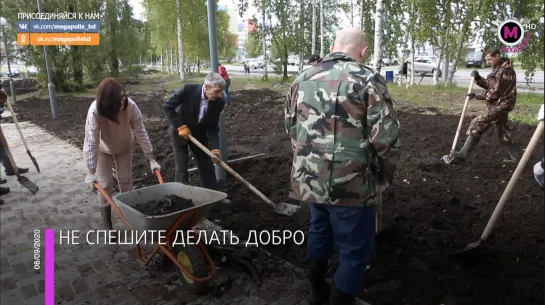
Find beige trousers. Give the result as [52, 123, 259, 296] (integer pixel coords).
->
[96, 149, 133, 207]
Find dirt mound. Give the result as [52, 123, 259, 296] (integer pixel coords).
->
[12, 87, 544, 305]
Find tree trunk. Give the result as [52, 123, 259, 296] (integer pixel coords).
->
[373, 0, 384, 71]
[298, 0, 304, 73]
[448, 14, 472, 83]
[351, 0, 354, 27]
[319, 0, 324, 57]
[433, 38, 445, 85]
[360, 0, 365, 31]
[176, 0, 185, 81]
[262, 1, 268, 80]
[312, 0, 316, 54]
[408, 35, 415, 87]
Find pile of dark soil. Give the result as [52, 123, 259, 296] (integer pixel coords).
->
[13, 86, 544, 305]
[135, 194, 194, 216]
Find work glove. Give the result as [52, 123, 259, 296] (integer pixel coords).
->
[534, 160, 544, 187]
[149, 159, 161, 174]
[85, 174, 97, 190]
[467, 93, 476, 100]
[177, 125, 191, 140]
[211, 149, 222, 165]
[470, 70, 481, 80]
[537, 104, 544, 121]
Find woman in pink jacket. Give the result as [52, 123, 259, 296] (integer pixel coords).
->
[83, 78, 161, 234]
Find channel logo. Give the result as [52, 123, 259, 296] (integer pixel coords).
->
[497, 19, 525, 46]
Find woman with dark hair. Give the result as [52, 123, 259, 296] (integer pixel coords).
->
[83, 78, 161, 236]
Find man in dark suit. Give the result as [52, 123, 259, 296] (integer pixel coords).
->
[163, 72, 226, 190]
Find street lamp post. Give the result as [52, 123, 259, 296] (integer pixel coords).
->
[207, 0, 228, 185]
[0, 17, 18, 105]
[36, 0, 58, 119]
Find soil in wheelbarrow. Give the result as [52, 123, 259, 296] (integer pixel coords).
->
[16, 87, 544, 305]
[135, 194, 194, 216]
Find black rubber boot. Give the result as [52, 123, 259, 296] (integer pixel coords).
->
[0, 186, 10, 195]
[504, 143, 523, 163]
[329, 284, 356, 305]
[451, 136, 481, 164]
[308, 258, 330, 305]
[5, 167, 28, 176]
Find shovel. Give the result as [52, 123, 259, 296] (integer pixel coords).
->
[0, 125, 39, 194]
[441, 77, 475, 164]
[1, 88, 40, 173]
[448, 120, 544, 258]
[187, 134, 301, 216]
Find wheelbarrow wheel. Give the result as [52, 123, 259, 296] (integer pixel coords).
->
[172, 244, 209, 294]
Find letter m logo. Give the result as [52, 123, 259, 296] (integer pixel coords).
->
[503, 26, 519, 39]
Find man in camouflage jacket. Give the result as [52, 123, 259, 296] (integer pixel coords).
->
[285, 28, 401, 305]
[452, 48, 522, 164]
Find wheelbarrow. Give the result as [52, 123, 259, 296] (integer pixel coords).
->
[93, 170, 228, 294]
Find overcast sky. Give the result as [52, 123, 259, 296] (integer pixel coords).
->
[127, 0, 253, 21]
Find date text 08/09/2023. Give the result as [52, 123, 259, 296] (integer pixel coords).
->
[58, 229, 306, 247]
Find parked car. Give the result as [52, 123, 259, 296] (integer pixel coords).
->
[382, 58, 399, 66]
[407, 56, 442, 77]
[27, 66, 39, 75]
[6, 68, 20, 78]
[248, 59, 263, 69]
[466, 51, 490, 68]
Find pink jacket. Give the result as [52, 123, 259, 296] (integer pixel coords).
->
[83, 98, 154, 169]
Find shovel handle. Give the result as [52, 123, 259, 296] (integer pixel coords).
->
[1, 89, 31, 152]
[480, 120, 544, 241]
[451, 77, 475, 152]
[187, 135, 276, 208]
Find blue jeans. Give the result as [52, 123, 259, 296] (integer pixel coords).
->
[0, 139, 13, 173]
[307, 203, 376, 296]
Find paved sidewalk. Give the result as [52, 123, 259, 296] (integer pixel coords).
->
[0, 120, 323, 305]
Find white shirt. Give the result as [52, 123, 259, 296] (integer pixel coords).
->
[199, 85, 209, 122]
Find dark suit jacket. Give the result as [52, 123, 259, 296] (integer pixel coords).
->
[162, 83, 225, 150]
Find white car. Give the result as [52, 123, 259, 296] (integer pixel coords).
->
[247, 59, 263, 69]
[407, 56, 441, 76]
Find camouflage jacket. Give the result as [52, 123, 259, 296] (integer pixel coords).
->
[284, 52, 401, 207]
[475, 58, 517, 112]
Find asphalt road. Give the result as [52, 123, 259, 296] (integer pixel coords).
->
[219, 63, 544, 93]
[3, 62, 543, 93]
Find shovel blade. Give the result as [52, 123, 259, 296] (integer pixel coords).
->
[28, 151, 40, 173]
[17, 176, 39, 194]
[273, 202, 301, 216]
[441, 153, 454, 164]
[447, 239, 483, 260]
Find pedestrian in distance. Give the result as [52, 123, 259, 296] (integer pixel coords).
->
[218, 62, 231, 102]
[162, 72, 225, 191]
[451, 47, 522, 164]
[83, 78, 161, 238]
[285, 27, 401, 305]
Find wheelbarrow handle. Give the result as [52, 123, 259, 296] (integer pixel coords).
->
[91, 169, 165, 230]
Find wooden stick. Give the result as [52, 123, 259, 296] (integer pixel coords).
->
[480, 121, 544, 241]
[188, 153, 265, 172]
[450, 77, 475, 152]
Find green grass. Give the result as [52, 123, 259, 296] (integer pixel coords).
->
[388, 84, 543, 125]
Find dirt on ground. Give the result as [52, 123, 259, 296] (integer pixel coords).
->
[135, 194, 194, 216]
[12, 76, 544, 305]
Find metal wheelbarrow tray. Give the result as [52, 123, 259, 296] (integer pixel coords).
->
[93, 170, 227, 294]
